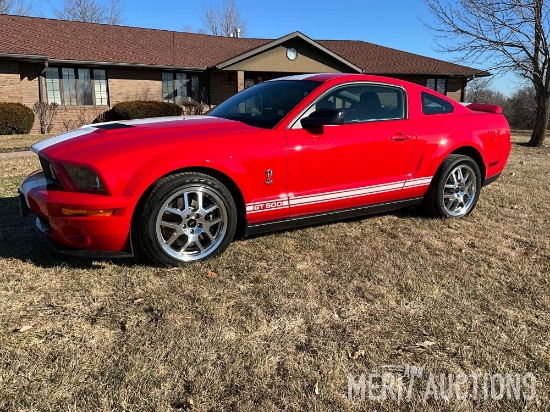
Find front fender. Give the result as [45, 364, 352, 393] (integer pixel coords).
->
[123, 150, 254, 212]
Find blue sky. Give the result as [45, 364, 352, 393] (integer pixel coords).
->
[38, 0, 522, 96]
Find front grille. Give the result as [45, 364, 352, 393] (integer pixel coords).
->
[39, 156, 60, 184]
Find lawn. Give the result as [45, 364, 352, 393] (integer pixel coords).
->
[0, 135, 548, 411]
[0, 134, 53, 152]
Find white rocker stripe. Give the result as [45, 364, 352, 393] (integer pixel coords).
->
[245, 177, 433, 214]
[290, 182, 405, 207]
[403, 177, 433, 188]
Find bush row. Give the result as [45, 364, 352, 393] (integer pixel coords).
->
[0, 100, 191, 135]
[97, 101, 183, 123]
[0, 103, 35, 134]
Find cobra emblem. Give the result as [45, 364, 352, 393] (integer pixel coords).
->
[265, 169, 273, 185]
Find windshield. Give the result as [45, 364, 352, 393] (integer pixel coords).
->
[208, 80, 321, 129]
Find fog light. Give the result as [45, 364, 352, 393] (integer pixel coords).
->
[61, 208, 114, 217]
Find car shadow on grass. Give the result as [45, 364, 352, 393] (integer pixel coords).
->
[242, 206, 424, 242]
[0, 196, 142, 268]
[1, 192, 425, 267]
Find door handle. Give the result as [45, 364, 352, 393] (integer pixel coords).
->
[390, 132, 412, 141]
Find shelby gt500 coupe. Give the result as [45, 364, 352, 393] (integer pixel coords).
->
[19, 73, 511, 265]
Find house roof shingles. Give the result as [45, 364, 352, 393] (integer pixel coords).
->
[317, 40, 487, 76]
[0, 14, 487, 76]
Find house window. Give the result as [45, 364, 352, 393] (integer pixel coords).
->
[45, 68, 62, 104]
[45, 67, 109, 106]
[163, 72, 205, 104]
[93, 69, 108, 105]
[426, 78, 447, 95]
[78, 68, 92, 105]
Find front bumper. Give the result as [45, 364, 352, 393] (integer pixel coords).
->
[19, 171, 133, 257]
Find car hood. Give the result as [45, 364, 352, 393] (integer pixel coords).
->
[33, 116, 258, 163]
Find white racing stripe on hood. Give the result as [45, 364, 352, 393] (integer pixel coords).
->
[267, 74, 317, 81]
[31, 127, 96, 153]
[31, 116, 212, 153]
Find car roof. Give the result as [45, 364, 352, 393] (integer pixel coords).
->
[268, 72, 407, 85]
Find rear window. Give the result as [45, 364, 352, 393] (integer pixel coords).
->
[422, 92, 454, 115]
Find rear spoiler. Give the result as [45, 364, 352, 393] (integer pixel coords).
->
[466, 103, 502, 114]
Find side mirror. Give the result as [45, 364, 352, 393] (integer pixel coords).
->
[300, 108, 345, 129]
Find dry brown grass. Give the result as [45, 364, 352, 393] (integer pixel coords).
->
[0, 134, 54, 153]
[0, 134, 548, 411]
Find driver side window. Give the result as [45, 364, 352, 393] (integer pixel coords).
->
[312, 84, 406, 124]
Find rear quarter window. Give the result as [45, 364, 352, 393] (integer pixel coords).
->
[422, 92, 454, 115]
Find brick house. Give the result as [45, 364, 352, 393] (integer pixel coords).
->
[0, 14, 489, 133]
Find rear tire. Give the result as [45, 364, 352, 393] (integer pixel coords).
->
[423, 154, 481, 218]
[133, 172, 237, 266]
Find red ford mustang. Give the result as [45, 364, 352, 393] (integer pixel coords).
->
[19, 73, 511, 265]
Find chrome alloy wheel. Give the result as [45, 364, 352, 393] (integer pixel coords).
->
[442, 164, 477, 217]
[155, 186, 228, 261]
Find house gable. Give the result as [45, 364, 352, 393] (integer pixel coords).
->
[220, 37, 359, 74]
[217, 32, 362, 74]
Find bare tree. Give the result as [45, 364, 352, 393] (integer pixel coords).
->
[466, 78, 507, 107]
[465, 78, 493, 103]
[201, 0, 247, 37]
[0, 0, 33, 15]
[424, 0, 550, 147]
[504, 86, 538, 129]
[51, 0, 124, 24]
[33, 101, 59, 134]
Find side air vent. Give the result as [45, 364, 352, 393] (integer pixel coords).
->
[39, 156, 60, 184]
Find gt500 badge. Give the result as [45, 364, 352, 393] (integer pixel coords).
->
[246, 200, 289, 213]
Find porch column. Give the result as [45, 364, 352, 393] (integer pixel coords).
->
[237, 70, 245, 92]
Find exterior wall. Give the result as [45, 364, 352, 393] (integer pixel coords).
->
[19, 63, 42, 107]
[49, 106, 108, 133]
[237, 70, 245, 92]
[394, 75, 427, 87]
[209, 71, 238, 105]
[107, 67, 162, 105]
[0, 61, 23, 102]
[0, 61, 43, 132]
[446, 77, 465, 101]
[224, 39, 354, 73]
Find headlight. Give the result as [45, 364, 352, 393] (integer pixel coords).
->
[63, 165, 107, 194]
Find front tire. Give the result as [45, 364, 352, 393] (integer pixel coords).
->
[134, 172, 237, 266]
[423, 154, 481, 218]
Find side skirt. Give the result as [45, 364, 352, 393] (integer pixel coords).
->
[245, 197, 423, 237]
